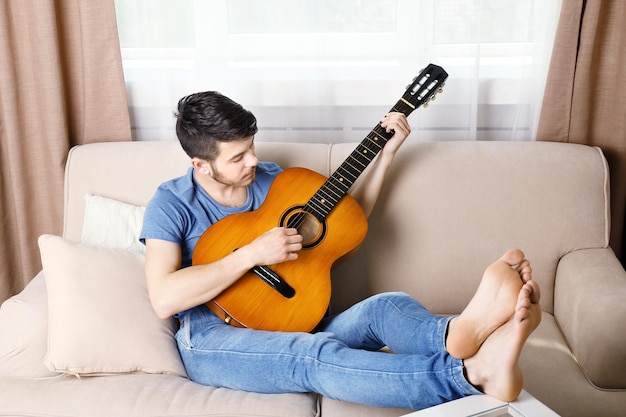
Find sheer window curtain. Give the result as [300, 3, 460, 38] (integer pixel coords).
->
[114, 0, 561, 143]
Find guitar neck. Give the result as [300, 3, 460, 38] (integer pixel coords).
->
[303, 98, 419, 221]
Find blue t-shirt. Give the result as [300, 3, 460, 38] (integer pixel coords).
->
[140, 162, 282, 268]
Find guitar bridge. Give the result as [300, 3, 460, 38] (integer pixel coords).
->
[251, 265, 296, 298]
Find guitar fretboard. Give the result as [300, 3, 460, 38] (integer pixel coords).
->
[303, 98, 418, 221]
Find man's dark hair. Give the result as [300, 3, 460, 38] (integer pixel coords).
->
[175, 91, 258, 161]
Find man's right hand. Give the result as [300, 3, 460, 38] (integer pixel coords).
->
[247, 227, 303, 266]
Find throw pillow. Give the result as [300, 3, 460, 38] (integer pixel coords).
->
[81, 194, 146, 254]
[39, 234, 186, 377]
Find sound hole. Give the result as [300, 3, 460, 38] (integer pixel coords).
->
[281, 206, 326, 248]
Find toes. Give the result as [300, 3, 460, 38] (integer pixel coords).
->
[499, 250, 533, 285]
[499, 249, 525, 267]
[515, 303, 531, 321]
[526, 280, 541, 304]
[517, 281, 540, 306]
[517, 285, 530, 304]
[519, 263, 532, 283]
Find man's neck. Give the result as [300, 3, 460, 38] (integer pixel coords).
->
[194, 169, 248, 208]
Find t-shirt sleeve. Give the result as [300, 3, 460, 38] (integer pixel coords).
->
[139, 189, 186, 246]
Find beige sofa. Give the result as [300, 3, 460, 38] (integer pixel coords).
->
[1, 140, 625, 417]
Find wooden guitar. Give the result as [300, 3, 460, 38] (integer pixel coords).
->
[192, 64, 449, 332]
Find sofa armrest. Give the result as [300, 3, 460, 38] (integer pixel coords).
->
[554, 248, 626, 388]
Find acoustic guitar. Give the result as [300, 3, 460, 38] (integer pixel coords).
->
[192, 64, 448, 332]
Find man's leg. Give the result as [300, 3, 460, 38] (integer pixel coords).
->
[319, 249, 531, 359]
[318, 292, 452, 355]
[176, 305, 479, 410]
[175, 248, 540, 409]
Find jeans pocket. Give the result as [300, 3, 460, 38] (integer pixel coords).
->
[176, 314, 193, 349]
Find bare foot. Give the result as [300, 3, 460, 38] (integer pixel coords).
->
[446, 249, 532, 359]
[464, 280, 542, 402]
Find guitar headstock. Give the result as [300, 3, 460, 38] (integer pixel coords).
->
[402, 64, 448, 109]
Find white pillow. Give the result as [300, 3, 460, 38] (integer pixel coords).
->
[39, 234, 186, 377]
[81, 194, 145, 254]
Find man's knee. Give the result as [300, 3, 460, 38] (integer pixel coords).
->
[367, 291, 412, 305]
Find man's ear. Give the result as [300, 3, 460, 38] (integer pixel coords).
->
[191, 157, 212, 176]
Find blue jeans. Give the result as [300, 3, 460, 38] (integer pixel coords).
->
[176, 292, 480, 410]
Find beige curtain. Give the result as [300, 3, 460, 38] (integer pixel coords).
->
[537, 0, 626, 261]
[0, 1, 131, 303]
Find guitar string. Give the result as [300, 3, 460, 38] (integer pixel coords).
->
[254, 265, 279, 286]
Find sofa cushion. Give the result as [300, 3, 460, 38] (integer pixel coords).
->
[0, 271, 59, 378]
[39, 234, 186, 377]
[0, 373, 320, 417]
[320, 396, 411, 417]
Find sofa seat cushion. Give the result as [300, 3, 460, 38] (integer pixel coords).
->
[0, 373, 319, 417]
[0, 272, 58, 378]
[320, 396, 412, 417]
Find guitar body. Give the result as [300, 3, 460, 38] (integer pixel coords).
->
[192, 167, 368, 332]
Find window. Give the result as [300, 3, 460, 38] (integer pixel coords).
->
[115, 0, 561, 142]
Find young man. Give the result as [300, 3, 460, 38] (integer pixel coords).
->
[140, 91, 542, 410]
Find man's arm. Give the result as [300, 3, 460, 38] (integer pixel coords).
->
[349, 112, 411, 217]
[145, 227, 302, 319]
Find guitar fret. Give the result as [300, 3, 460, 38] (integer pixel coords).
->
[350, 148, 374, 167]
[367, 134, 384, 149]
[306, 203, 325, 217]
[335, 166, 358, 183]
[316, 187, 339, 205]
[346, 158, 365, 174]
[308, 200, 331, 219]
[323, 182, 344, 201]
[353, 146, 370, 164]
[362, 139, 379, 154]
[349, 156, 367, 170]
[372, 127, 387, 140]
[330, 173, 352, 188]
[317, 188, 340, 206]
[341, 162, 360, 176]
[304, 200, 327, 220]
[327, 180, 350, 196]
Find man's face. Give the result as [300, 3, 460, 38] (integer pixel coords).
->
[207, 136, 258, 187]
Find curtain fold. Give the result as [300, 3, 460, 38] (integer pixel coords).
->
[0, 0, 131, 303]
[537, 0, 626, 260]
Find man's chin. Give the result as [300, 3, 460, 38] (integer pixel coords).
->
[243, 173, 256, 185]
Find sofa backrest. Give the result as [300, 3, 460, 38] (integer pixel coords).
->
[329, 141, 609, 315]
[64, 140, 610, 315]
[63, 141, 331, 241]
